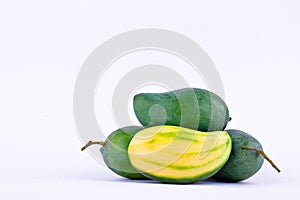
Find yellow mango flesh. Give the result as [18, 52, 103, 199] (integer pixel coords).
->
[128, 126, 232, 181]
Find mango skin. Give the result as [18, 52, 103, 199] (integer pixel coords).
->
[133, 88, 230, 132]
[213, 129, 264, 182]
[100, 126, 148, 179]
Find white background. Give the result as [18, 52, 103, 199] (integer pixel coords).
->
[1, 0, 300, 199]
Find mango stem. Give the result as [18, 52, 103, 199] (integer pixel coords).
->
[241, 146, 281, 173]
[81, 141, 105, 151]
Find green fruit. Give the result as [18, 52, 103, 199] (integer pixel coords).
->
[214, 129, 280, 182]
[128, 125, 232, 184]
[133, 88, 230, 132]
[81, 126, 148, 180]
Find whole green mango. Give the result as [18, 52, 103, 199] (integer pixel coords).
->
[81, 126, 148, 179]
[214, 129, 280, 182]
[134, 88, 230, 132]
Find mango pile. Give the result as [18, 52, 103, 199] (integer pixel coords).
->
[81, 88, 280, 184]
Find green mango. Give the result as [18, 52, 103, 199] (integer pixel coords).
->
[81, 126, 148, 180]
[133, 88, 230, 132]
[128, 126, 232, 184]
[214, 129, 280, 182]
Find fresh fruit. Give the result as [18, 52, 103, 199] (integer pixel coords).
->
[128, 125, 232, 184]
[214, 129, 280, 182]
[133, 88, 230, 132]
[81, 126, 148, 179]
